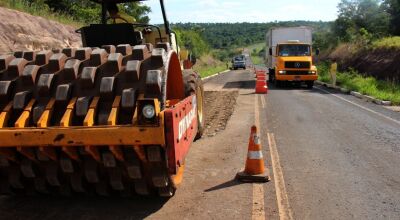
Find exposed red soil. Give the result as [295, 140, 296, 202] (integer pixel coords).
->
[0, 7, 81, 54]
[328, 44, 400, 83]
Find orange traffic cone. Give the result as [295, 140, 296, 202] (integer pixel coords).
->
[236, 126, 269, 182]
[256, 70, 266, 75]
[255, 80, 268, 94]
[256, 74, 266, 80]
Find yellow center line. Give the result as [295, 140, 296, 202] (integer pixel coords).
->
[252, 94, 266, 220]
[267, 132, 294, 220]
[260, 95, 266, 109]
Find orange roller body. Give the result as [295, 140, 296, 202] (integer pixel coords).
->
[0, 0, 205, 198]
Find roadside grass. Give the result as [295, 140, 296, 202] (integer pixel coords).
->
[248, 42, 265, 65]
[372, 36, 400, 49]
[193, 54, 228, 78]
[195, 64, 226, 78]
[0, 0, 82, 27]
[251, 55, 264, 65]
[247, 42, 264, 52]
[318, 62, 400, 105]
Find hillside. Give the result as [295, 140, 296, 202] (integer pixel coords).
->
[327, 41, 400, 83]
[0, 7, 80, 54]
[172, 21, 332, 50]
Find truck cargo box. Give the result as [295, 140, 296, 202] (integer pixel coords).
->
[266, 26, 313, 68]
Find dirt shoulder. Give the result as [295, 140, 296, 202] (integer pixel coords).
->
[203, 91, 239, 137]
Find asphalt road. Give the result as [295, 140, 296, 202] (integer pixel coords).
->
[266, 82, 400, 219]
[0, 69, 399, 220]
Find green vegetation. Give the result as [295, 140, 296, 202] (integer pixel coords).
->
[247, 43, 264, 52]
[192, 54, 227, 78]
[251, 56, 263, 66]
[248, 43, 265, 65]
[175, 28, 227, 78]
[172, 22, 335, 62]
[372, 36, 400, 49]
[195, 64, 226, 78]
[316, 0, 400, 51]
[0, 0, 150, 26]
[315, 0, 400, 92]
[212, 48, 241, 63]
[318, 62, 400, 104]
[173, 21, 332, 51]
[175, 29, 210, 58]
[0, 0, 82, 26]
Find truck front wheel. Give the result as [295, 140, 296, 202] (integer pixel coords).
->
[306, 81, 314, 89]
[268, 68, 275, 83]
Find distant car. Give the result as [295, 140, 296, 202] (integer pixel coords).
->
[232, 56, 246, 70]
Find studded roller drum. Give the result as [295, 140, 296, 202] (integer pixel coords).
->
[0, 34, 205, 198]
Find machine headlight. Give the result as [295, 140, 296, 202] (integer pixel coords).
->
[142, 104, 156, 119]
[279, 70, 286, 74]
[308, 70, 317, 74]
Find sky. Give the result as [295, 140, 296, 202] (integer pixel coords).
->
[143, 0, 341, 23]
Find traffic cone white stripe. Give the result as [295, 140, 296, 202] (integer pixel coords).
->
[248, 151, 263, 159]
[254, 136, 260, 145]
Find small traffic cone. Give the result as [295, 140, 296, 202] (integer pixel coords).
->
[236, 126, 269, 183]
[256, 70, 266, 75]
[255, 80, 268, 94]
[256, 74, 266, 80]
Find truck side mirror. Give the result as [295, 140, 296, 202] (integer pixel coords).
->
[316, 49, 320, 56]
[269, 48, 272, 56]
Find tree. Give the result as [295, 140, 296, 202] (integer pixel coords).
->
[384, 0, 400, 35]
[175, 29, 209, 57]
[120, 2, 151, 24]
[333, 0, 390, 41]
[44, 0, 70, 11]
[41, 0, 151, 24]
[354, 0, 390, 36]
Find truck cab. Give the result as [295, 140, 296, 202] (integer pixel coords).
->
[266, 27, 318, 88]
[272, 41, 318, 88]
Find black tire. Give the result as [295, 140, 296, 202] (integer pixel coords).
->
[183, 70, 205, 140]
[268, 68, 275, 83]
[306, 81, 314, 89]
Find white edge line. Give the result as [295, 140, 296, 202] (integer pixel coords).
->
[260, 95, 266, 109]
[314, 86, 400, 126]
[202, 69, 230, 80]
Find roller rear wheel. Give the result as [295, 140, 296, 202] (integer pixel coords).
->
[183, 70, 205, 139]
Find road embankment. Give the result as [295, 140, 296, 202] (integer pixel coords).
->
[327, 43, 400, 84]
[0, 7, 80, 54]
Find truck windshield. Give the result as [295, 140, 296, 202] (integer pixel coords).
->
[234, 56, 244, 61]
[278, 44, 311, 56]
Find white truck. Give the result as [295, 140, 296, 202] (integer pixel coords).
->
[265, 26, 318, 88]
